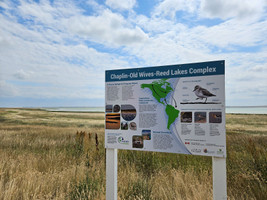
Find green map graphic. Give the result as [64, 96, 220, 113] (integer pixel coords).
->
[141, 79, 179, 130]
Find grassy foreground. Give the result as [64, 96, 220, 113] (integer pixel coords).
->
[0, 108, 266, 200]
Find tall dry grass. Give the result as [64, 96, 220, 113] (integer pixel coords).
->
[0, 108, 266, 199]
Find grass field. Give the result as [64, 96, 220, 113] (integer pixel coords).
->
[0, 108, 266, 200]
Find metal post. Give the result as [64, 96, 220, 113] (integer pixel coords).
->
[212, 157, 227, 200]
[106, 148, 118, 200]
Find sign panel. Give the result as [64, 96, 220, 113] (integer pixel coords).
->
[105, 60, 226, 157]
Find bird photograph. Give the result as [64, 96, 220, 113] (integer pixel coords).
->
[193, 85, 216, 103]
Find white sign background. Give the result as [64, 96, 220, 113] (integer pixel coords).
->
[105, 61, 226, 157]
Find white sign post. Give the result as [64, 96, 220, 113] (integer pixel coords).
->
[106, 148, 118, 200]
[213, 157, 227, 200]
[105, 60, 227, 200]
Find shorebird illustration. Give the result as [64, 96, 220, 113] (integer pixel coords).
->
[193, 85, 216, 103]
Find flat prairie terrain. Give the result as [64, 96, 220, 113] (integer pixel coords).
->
[0, 108, 266, 200]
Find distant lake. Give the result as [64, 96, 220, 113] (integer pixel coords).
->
[43, 107, 105, 112]
[226, 106, 267, 114]
[43, 106, 267, 114]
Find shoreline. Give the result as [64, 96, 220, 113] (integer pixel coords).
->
[1, 107, 267, 115]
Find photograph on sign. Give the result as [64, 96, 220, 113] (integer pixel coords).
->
[105, 61, 226, 157]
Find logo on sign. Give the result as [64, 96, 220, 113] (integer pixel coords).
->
[191, 148, 201, 153]
[203, 148, 215, 154]
[217, 149, 224, 155]
[118, 137, 129, 145]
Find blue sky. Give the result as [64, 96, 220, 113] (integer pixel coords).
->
[0, 0, 266, 107]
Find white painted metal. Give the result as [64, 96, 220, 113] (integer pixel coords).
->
[106, 148, 118, 200]
[213, 157, 227, 200]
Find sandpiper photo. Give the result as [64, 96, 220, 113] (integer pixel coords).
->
[193, 85, 216, 103]
[180, 84, 221, 105]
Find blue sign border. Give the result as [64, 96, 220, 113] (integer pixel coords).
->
[106, 60, 224, 82]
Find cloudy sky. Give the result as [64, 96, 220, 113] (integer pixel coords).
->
[0, 0, 266, 107]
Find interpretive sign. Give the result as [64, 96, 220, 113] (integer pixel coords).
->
[105, 60, 226, 157]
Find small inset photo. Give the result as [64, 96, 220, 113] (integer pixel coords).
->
[194, 112, 206, 123]
[129, 122, 137, 130]
[142, 130, 151, 140]
[181, 112, 192, 123]
[209, 112, 222, 123]
[121, 104, 137, 121]
[106, 105, 113, 113]
[132, 136, 143, 148]
[113, 104, 120, 112]
[105, 113, 120, 129]
[121, 121, 128, 130]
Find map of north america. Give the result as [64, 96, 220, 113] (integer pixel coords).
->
[141, 79, 179, 130]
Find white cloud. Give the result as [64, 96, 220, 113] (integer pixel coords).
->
[0, 2, 133, 100]
[13, 69, 32, 80]
[68, 9, 148, 46]
[0, 0, 13, 11]
[18, 1, 54, 24]
[0, 80, 19, 97]
[188, 19, 267, 48]
[223, 51, 267, 105]
[18, 0, 82, 25]
[153, 0, 199, 19]
[105, 0, 136, 11]
[152, 0, 267, 22]
[252, 64, 267, 72]
[201, 0, 267, 21]
[0, 34, 12, 48]
[135, 14, 184, 33]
